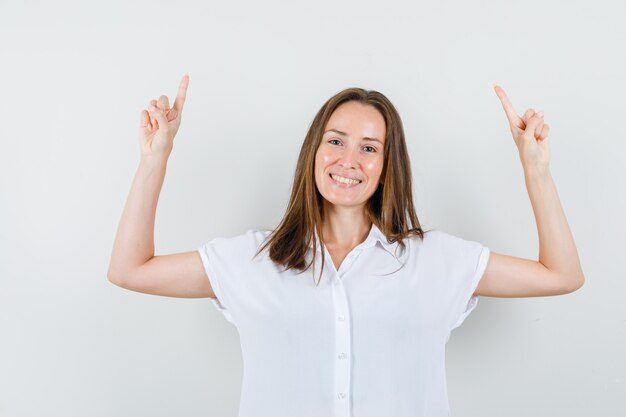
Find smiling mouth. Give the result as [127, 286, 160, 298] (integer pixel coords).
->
[330, 173, 362, 185]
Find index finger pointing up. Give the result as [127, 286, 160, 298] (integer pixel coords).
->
[172, 73, 190, 113]
[493, 84, 523, 129]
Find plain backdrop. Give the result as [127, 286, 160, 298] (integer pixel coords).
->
[1, 0, 625, 416]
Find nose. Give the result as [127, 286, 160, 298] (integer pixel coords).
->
[339, 145, 360, 169]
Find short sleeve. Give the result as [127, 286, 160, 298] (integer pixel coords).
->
[430, 231, 490, 334]
[197, 230, 267, 326]
[450, 244, 490, 331]
[197, 238, 236, 325]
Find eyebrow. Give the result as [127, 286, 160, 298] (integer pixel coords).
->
[323, 129, 384, 145]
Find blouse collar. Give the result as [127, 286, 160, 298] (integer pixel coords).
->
[312, 223, 403, 259]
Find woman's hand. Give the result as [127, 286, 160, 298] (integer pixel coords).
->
[493, 84, 550, 172]
[139, 73, 190, 160]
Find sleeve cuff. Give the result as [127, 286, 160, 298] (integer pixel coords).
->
[197, 245, 237, 325]
[450, 246, 490, 332]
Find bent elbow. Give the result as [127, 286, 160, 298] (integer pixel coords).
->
[563, 274, 585, 294]
[107, 273, 121, 287]
[107, 268, 127, 287]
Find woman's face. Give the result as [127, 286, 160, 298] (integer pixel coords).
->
[314, 101, 386, 211]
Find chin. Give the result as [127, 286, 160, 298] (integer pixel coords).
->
[321, 195, 368, 210]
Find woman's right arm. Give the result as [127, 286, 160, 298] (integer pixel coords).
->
[107, 74, 215, 299]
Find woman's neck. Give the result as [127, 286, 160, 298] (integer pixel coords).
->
[321, 204, 372, 250]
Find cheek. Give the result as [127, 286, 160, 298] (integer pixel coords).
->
[320, 153, 332, 164]
[314, 152, 326, 179]
[315, 151, 332, 171]
[364, 159, 383, 175]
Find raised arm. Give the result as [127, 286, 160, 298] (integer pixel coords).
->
[107, 74, 215, 299]
[474, 85, 585, 298]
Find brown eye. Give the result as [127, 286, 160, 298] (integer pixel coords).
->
[363, 146, 376, 153]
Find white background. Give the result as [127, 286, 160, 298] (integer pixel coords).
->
[1, 0, 624, 416]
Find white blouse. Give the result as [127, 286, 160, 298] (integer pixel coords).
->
[197, 224, 490, 417]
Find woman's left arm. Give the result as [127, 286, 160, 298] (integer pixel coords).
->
[474, 85, 585, 298]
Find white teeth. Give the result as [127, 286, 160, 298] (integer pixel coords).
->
[331, 174, 361, 185]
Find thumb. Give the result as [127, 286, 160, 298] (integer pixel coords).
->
[523, 113, 543, 141]
[151, 108, 170, 131]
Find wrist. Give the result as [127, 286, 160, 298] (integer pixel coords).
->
[522, 163, 551, 180]
[139, 154, 169, 171]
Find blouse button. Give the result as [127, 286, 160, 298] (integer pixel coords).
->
[338, 392, 346, 400]
[337, 314, 345, 321]
[338, 352, 347, 360]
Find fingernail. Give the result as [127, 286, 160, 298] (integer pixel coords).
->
[537, 111, 544, 118]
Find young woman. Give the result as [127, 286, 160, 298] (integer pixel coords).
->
[108, 74, 584, 416]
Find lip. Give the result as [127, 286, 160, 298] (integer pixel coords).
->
[329, 172, 362, 182]
[329, 173, 363, 187]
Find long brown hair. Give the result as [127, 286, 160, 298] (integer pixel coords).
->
[256, 87, 424, 284]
